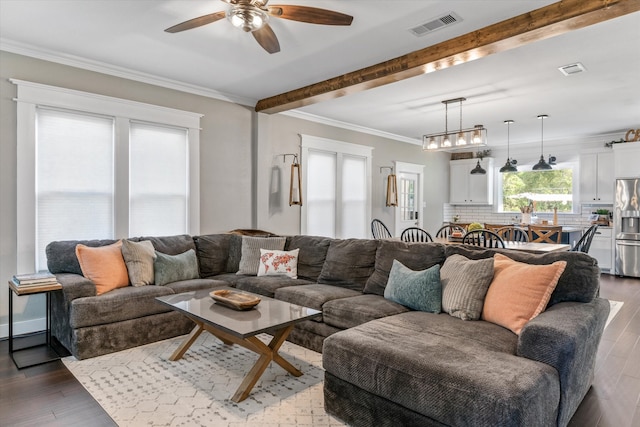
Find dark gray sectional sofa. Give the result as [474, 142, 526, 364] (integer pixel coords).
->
[46, 233, 609, 427]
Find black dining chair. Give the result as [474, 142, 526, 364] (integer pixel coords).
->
[371, 219, 392, 239]
[497, 226, 529, 242]
[435, 224, 466, 239]
[462, 229, 506, 248]
[401, 227, 433, 242]
[571, 224, 599, 253]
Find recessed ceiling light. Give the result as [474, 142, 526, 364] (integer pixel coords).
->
[558, 62, 587, 76]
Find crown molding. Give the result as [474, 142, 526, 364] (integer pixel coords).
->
[282, 110, 422, 146]
[0, 38, 256, 107]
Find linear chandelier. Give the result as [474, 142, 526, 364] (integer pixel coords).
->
[423, 97, 488, 152]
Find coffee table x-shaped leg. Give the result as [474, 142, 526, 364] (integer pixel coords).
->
[169, 319, 301, 402]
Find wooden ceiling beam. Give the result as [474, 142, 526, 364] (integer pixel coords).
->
[255, 0, 640, 114]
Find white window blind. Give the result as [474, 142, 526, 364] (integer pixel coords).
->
[306, 149, 337, 237]
[129, 122, 189, 236]
[341, 155, 367, 238]
[36, 107, 114, 270]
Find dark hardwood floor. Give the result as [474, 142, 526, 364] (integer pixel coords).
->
[1, 274, 638, 427]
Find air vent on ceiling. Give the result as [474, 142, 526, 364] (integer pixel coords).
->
[409, 12, 462, 37]
[558, 62, 587, 76]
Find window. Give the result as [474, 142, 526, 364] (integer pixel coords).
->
[13, 79, 201, 272]
[498, 164, 575, 213]
[301, 135, 372, 238]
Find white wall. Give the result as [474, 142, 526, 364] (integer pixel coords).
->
[0, 51, 445, 337]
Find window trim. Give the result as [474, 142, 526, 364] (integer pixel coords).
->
[12, 79, 202, 272]
[495, 160, 578, 214]
[300, 134, 373, 238]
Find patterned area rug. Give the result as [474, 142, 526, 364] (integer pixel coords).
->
[64, 301, 624, 426]
[62, 333, 346, 427]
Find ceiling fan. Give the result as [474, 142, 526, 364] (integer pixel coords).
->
[165, 0, 353, 54]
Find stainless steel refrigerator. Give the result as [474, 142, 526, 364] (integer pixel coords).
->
[615, 178, 640, 277]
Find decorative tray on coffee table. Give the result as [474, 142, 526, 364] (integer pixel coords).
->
[210, 289, 261, 311]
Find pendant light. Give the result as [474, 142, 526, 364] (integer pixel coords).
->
[499, 120, 518, 173]
[470, 151, 487, 175]
[532, 114, 552, 170]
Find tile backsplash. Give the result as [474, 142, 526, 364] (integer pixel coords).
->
[443, 204, 613, 229]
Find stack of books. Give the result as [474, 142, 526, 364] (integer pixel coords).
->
[12, 272, 58, 288]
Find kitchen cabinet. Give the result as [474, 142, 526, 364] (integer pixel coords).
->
[449, 158, 494, 205]
[580, 152, 614, 204]
[590, 227, 613, 272]
[613, 142, 640, 178]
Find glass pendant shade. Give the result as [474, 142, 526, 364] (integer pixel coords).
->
[289, 161, 302, 206]
[533, 114, 552, 170]
[386, 174, 398, 207]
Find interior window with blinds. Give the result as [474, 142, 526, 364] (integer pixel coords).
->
[129, 122, 189, 236]
[301, 135, 372, 239]
[14, 79, 201, 273]
[36, 107, 114, 270]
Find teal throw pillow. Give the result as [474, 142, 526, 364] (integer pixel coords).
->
[384, 260, 442, 313]
[154, 249, 199, 286]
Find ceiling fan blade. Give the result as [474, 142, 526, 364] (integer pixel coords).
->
[165, 11, 227, 33]
[267, 5, 353, 26]
[252, 24, 280, 54]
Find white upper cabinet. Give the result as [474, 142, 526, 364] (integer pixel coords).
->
[580, 152, 614, 204]
[613, 142, 640, 178]
[449, 158, 494, 205]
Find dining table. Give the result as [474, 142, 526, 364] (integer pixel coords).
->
[433, 237, 571, 253]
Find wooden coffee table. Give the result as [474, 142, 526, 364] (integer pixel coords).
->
[156, 287, 321, 402]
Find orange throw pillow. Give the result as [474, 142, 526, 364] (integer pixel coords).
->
[481, 253, 567, 334]
[76, 240, 130, 295]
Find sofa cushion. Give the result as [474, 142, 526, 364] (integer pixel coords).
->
[69, 285, 174, 328]
[121, 239, 156, 286]
[323, 294, 410, 330]
[364, 241, 445, 296]
[384, 261, 441, 313]
[323, 311, 559, 427]
[317, 239, 378, 291]
[441, 254, 494, 321]
[258, 248, 299, 279]
[482, 253, 567, 334]
[444, 245, 599, 306]
[47, 238, 118, 275]
[285, 235, 331, 280]
[275, 284, 361, 322]
[237, 236, 287, 275]
[76, 240, 130, 295]
[154, 249, 200, 286]
[235, 276, 313, 298]
[136, 234, 196, 255]
[194, 234, 235, 276]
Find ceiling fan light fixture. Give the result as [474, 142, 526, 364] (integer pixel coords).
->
[227, 5, 269, 32]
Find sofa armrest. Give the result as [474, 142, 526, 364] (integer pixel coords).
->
[55, 272, 97, 300]
[517, 298, 609, 427]
[51, 273, 96, 354]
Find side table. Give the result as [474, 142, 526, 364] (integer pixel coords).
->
[7, 280, 69, 369]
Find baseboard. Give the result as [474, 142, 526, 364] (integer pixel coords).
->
[0, 317, 46, 339]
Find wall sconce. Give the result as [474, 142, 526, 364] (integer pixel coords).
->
[282, 154, 302, 206]
[380, 166, 398, 207]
